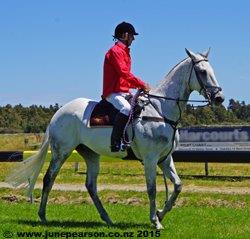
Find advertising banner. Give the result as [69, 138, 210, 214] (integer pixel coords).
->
[177, 126, 250, 151]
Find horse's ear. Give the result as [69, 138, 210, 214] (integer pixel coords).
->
[201, 47, 211, 58]
[185, 48, 196, 61]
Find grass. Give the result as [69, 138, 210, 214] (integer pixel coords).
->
[0, 133, 43, 151]
[0, 190, 249, 239]
[0, 132, 249, 187]
[1, 158, 249, 238]
[1, 153, 249, 188]
[0, 133, 249, 237]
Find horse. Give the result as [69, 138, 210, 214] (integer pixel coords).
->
[6, 49, 224, 229]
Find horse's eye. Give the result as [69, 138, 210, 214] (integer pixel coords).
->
[200, 69, 206, 74]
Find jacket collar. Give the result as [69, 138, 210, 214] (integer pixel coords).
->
[116, 41, 130, 52]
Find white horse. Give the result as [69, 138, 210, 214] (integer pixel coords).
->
[6, 49, 224, 229]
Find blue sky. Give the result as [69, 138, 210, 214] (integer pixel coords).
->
[0, 0, 249, 107]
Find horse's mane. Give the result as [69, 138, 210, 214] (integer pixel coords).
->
[164, 57, 189, 79]
[164, 52, 206, 80]
[153, 57, 190, 92]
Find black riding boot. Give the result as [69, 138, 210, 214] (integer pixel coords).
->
[111, 112, 130, 152]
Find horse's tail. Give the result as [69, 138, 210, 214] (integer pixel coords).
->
[5, 126, 50, 197]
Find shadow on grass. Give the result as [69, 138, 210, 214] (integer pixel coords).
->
[180, 175, 250, 181]
[17, 219, 150, 229]
[77, 172, 250, 180]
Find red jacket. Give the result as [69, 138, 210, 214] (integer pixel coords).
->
[102, 42, 145, 98]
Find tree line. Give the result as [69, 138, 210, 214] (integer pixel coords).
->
[0, 99, 249, 133]
[181, 99, 250, 126]
[0, 103, 60, 133]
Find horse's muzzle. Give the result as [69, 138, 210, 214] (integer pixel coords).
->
[213, 92, 225, 105]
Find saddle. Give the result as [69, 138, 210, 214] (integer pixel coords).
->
[90, 100, 119, 126]
[89, 96, 146, 127]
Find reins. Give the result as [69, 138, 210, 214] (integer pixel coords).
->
[122, 89, 143, 144]
[122, 57, 221, 164]
[144, 92, 210, 103]
[143, 58, 220, 105]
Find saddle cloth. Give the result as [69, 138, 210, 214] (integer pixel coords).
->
[89, 100, 119, 127]
[89, 97, 144, 127]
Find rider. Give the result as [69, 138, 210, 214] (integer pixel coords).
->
[102, 21, 150, 152]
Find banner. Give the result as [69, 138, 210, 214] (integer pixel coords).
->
[177, 126, 250, 151]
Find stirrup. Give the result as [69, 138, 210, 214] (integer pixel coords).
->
[120, 142, 130, 151]
[110, 140, 121, 152]
[110, 141, 130, 152]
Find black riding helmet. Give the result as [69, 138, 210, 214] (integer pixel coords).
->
[113, 22, 139, 39]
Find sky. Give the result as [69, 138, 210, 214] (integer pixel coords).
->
[0, 0, 249, 107]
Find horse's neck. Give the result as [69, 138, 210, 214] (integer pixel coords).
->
[149, 59, 192, 121]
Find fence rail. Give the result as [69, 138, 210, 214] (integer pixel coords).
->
[0, 151, 23, 162]
[173, 150, 250, 163]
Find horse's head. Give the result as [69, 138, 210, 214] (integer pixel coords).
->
[185, 48, 224, 105]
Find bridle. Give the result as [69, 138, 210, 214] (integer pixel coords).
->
[190, 58, 222, 103]
[146, 58, 222, 105]
[142, 58, 223, 127]
[123, 58, 223, 164]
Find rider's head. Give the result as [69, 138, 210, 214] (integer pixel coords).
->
[113, 22, 138, 47]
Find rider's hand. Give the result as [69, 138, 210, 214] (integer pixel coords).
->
[143, 83, 151, 93]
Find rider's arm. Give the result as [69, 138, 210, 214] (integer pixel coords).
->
[109, 48, 145, 89]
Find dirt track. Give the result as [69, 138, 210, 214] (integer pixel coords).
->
[0, 182, 249, 195]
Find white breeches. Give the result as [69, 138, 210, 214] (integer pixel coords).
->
[106, 93, 131, 116]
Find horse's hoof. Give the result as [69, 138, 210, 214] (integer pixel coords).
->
[40, 218, 47, 225]
[151, 215, 164, 230]
[151, 221, 164, 230]
[101, 215, 113, 226]
[106, 219, 114, 226]
[156, 223, 164, 230]
[38, 212, 47, 224]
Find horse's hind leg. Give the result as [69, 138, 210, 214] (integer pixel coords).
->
[144, 156, 164, 230]
[76, 145, 113, 226]
[157, 155, 182, 222]
[38, 144, 69, 223]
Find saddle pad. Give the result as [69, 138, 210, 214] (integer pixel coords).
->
[89, 100, 119, 127]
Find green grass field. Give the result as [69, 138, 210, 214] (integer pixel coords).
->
[0, 133, 43, 151]
[1, 158, 250, 238]
[1, 153, 249, 187]
[0, 133, 250, 238]
[0, 189, 249, 239]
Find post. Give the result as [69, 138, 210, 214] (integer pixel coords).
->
[205, 161, 209, 176]
[28, 178, 34, 203]
[74, 162, 79, 172]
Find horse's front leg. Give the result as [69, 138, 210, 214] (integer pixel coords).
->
[144, 157, 164, 230]
[157, 155, 182, 222]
